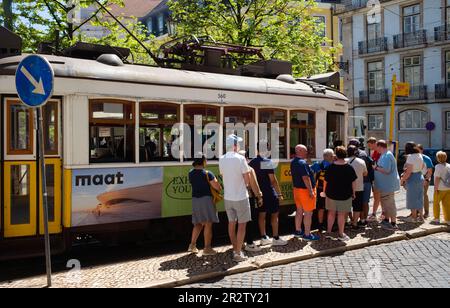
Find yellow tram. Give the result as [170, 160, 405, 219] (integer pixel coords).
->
[0, 40, 348, 259]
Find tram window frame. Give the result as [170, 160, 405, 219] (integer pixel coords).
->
[258, 108, 288, 159]
[89, 99, 135, 164]
[42, 101, 59, 156]
[223, 106, 256, 155]
[139, 102, 180, 162]
[184, 104, 220, 160]
[290, 110, 316, 159]
[6, 100, 34, 155]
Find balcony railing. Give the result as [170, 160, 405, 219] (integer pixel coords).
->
[435, 84, 450, 99]
[358, 37, 388, 55]
[393, 30, 427, 49]
[396, 85, 428, 101]
[336, 0, 393, 14]
[434, 25, 450, 42]
[359, 89, 389, 104]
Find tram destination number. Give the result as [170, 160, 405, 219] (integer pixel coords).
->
[178, 292, 270, 306]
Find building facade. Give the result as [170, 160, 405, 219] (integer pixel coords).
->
[336, 0, 450, 150]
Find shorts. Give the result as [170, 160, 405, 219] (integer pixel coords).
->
[380, 193, 397, 218]
[363, 182, 372, 204]
[326, 197, 352, 213]
[258, 194, 280, 214]
[352, 191, 364, 212]
[293, 188, 316, 212]
[224, 199, 252, 223]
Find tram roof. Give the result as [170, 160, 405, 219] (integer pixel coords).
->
[0, 54, 348, 102]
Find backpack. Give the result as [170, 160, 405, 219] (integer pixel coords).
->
[441, 164, 450, 188]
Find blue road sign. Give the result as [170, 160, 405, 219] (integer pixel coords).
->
[15, 55, 54, 108]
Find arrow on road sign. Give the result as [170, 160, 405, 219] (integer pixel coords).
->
[20, 66, 45, 95]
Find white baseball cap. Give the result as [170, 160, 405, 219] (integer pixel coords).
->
[226, 134, 243, 147]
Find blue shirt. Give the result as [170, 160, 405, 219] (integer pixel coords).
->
[249, 156, 277, 197]
[189, 169, 215, 198]
[374, 151, 400, 193]
[422, 154, 434, 169]
[291, 157, 316, 189]
[310, 160, 331, 174]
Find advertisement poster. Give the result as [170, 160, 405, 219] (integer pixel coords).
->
[72, 167, 163, 227]
[71, 162, 295, 227]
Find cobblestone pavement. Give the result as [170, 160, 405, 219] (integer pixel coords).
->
[186, 233, 450, 288]
[0, 190, 448, 288]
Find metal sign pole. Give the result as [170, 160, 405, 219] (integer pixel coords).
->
[37, 107, 52, 287]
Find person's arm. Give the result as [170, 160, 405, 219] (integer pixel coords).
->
[302, 175, 314, 198]
[425, 167, 433, 182]
[352, 180, 357, 200]
[210, 177, 222, 192]
[243, 171, 251, 187]
[401, 164, 413, 186]
[269, 174, 283, 200]
[434, 177, 441, 194]
[249, 169, 262, 197]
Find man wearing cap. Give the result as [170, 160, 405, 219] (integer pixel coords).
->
[219, 134, 252, 262]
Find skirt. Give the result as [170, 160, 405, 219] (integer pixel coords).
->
[406, 172, 424, 210]
[192, 196, 219, 224]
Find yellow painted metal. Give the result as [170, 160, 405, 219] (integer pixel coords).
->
[39, 159, 62, 235]
[4, 161, 37, 238]
[63, 168, 72, 228]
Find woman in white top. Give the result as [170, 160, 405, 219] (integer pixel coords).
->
[400, 142, 425, 222]
[433, 151, 450, 225]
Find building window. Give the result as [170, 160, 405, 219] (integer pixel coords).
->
[367, 18, 381, 41]
[157, 13, 164, 34]
[184, 105, 220, 160]
[447, 0, 450, 26]
[403, 56, 421, 87]
[139, 102, 179, 162]
[446, 51, 450, 84]
[367, 61, 384, 93]
[368, 114, 384, 131]
[7, 101, 34, 155]
[259, 109, 287, 159]
[447, 111, 450, 130]
[403, 4, 420, 34]
[313, 16, 326, 38]
[223, 107, 255, 155]
[290, 111, 316, 158]
[147, 18, 153, 34]
[399, 109, 428, 130]
[89, 100, 135, 163]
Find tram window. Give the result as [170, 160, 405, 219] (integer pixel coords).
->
[184, 105, 220, 160]
[10, 165, 31, 225]
[327, 112, 346, 149]
[89, 100, 135, 163]
[139, 103, 180, 162]
[258, 109, 287, 159]
[223, 107, 256, 155]
[46, 165, 55, 222]
[7, 102, 33, 155]
[43, 102, 58, 155]
[290, 111, 316, 158]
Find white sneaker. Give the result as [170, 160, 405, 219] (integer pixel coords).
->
[233, 252, 248, 262]
[338, 234, 350, 242]
[272, 238, 288, 246]
[244, 243, 262, 252]
[260, 236, 272, 246]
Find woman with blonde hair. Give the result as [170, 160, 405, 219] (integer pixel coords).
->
[433, 151, 450, 225]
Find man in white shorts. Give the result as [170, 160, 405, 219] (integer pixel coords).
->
[219, 134, 252, 262]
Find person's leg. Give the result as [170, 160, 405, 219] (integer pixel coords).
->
[295, 207, 304, 232]
[203, 223, 213, 249]
[337, 212, 346, 237]
[271, 213, 280, 238]
[246, 200, 257, 245]
[191, 223, 204, 246]
[352, 212, 360, 226]
[258, 212, 267, 238]
[327, 210, 336, 233]
[442, 191, 450, 223]
[433, 191, 442, 221]
[236, 223, 247, 254]
[423, 181, 430, 217]
[303, 211, 313, 236]
[372, 188, 381, 215]
[318, 209, 325, 225]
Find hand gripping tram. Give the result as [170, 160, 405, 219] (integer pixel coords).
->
[0, 27, 348, 260]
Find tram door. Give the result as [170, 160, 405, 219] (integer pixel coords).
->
[3, 99, 62, 238]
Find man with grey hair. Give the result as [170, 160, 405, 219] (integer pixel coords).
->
[219, 134, 252, 262]
[311, 148, 335, 231]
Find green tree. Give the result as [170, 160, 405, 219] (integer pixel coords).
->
[0, 0, 159, 64]
[167, 0, 338, 76]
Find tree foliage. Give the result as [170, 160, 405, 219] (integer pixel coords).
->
[167, 0, 338, 76]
